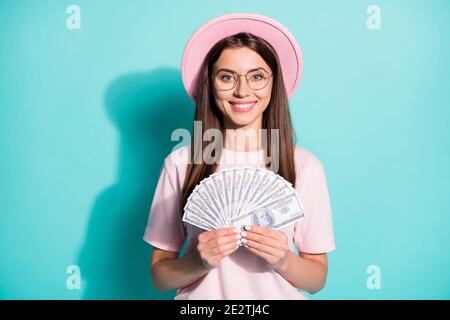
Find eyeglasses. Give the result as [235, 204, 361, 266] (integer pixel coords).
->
[213, 68, 273, 91]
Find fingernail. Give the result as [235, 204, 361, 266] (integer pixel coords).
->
[240, 231, 247, 237]
[236, 240, 241, 246]
[244, 244, 248, 248]
[244, 225, 252, 231]
[241, 238, 247, 244]
[235, 234, 242, 240]
[233, 227, 240, 233]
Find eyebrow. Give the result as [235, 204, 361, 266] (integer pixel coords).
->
[215, 67, 268, 73]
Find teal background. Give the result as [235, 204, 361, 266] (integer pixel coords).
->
[1, 0, 449, 299]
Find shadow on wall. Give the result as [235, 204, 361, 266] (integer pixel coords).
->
[77, 67, 194, 299]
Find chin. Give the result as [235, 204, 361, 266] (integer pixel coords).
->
[228, 114, 259, 127]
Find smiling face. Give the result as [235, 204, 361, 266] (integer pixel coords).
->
[211, 47, 273, 130]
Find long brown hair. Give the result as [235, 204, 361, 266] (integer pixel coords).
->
[179, 32, 297, 220]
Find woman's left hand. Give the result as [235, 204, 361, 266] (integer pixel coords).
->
[240, 225, 290, 270]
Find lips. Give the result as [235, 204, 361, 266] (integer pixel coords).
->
[229, 101, 257, 112]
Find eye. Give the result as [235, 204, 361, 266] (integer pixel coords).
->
[250, 74, 264, 81]
[222, 75, 234, 81]
[217, 72, 235, 82]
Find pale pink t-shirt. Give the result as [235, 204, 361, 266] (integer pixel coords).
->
[143, 145, 336, 300]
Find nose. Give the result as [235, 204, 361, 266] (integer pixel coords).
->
[234, 75, 249, 97]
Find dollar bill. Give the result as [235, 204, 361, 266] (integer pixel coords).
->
[230, 192, 305, 230]
[183, 201, 217, 230]
[183, 167, 305, 232]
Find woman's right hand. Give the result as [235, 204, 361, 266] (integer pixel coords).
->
[196, 227, 242, 270]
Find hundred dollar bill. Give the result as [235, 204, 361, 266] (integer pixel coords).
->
[230, 192, 305, 230]
[221, 169, 232, 221]
[200, 178, 228, 227]
[238, 169, 276, 215]
[236, 168, 266, 217]
[236, 167, 260, 217]
[232, 167, 252, 219]
[185, 197, 221, 228]
[188, 184, 223, 227]
[189, 196, 224, 229]
[245, 175, 296, 213]
[183, 201, 218, 230]
[230, 168, 242, 219]
[210, 172, 229, 222]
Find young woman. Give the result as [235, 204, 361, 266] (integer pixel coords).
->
[143, 13, 335, 300]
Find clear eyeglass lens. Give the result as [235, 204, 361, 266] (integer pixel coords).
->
[215, 70, 270, 90]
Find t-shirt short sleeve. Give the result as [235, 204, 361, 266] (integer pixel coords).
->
[143, 156, 186, 252]
[294, 157, 336, 254]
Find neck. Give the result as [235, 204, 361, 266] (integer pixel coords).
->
[223, 116, 263, 152]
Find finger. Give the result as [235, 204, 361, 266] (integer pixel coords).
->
[240, 230, 283, 249]
[242, 238, 281, 257]
[207, 233, 242, 249]
[211, 242, 240, 261]
[243, 225, 284, 241]
[208, 239, 240, 256]
[201, 227, 239, 242]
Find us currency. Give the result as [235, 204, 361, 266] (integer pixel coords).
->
[210, 173, 228, 222]
[245, 175, 296, 214]
[183, 201, 217, 230]
[188, 184, 223, 227]
[200, 178, 228, 227]
[230, 192, 305, 230]
[221, 169, 232, 221]
[230, 168, 242, 219]
[236, 168, 260, 218]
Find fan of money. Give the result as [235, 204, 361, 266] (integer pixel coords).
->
[182, 167, 305, 231]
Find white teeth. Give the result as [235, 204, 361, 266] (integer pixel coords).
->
[231, 102, 255, 109]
